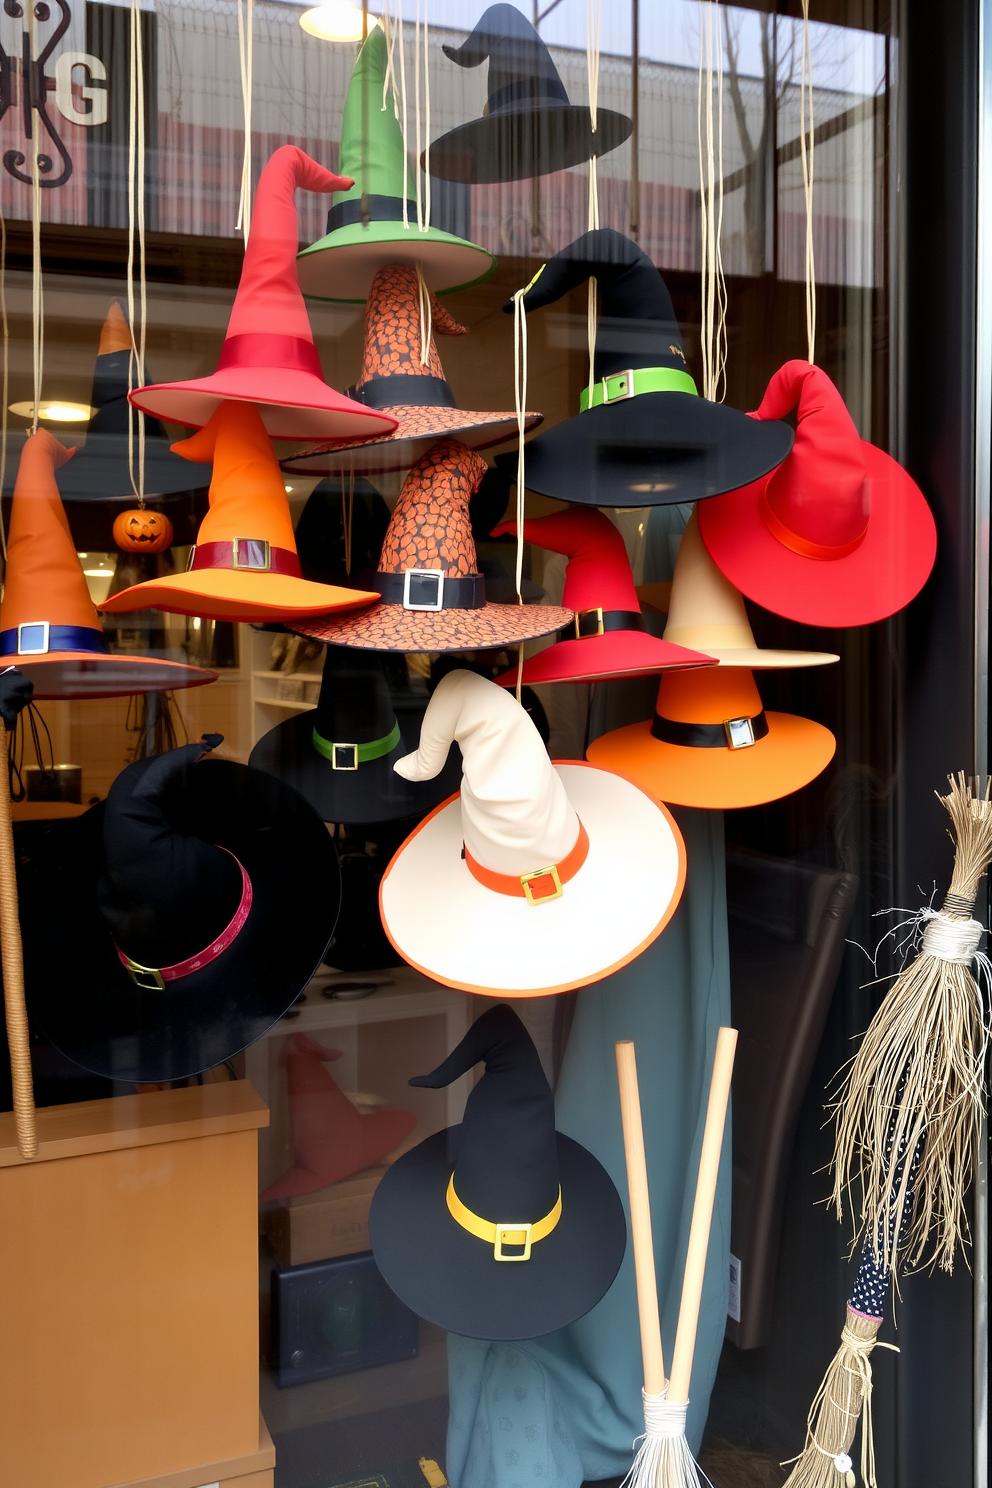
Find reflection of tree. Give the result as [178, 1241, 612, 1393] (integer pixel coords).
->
[723, 12, 795, 275]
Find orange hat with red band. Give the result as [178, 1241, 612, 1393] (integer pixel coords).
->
[697, 361, 937, 628]
[379, 669, 686, 997]
[127, 147, 397, 444]
[100, 401, 380, 623]
[0, 429, 216, 698]
[489, 506, 714, 686]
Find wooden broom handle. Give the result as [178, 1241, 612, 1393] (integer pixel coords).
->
[0, 721, 36, 1159]
[668, 1026, 737, 1404]
[615, 1040, 666, 1395]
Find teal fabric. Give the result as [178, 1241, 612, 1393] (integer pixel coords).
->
[446, 805, 732, 1486]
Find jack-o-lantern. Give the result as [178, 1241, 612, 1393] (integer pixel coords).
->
[113, 508, 173, 554]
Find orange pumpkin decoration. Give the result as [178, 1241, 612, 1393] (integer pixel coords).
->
[112, 508, 173, 554]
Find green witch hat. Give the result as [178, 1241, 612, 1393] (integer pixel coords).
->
[297, 29, 496, 303]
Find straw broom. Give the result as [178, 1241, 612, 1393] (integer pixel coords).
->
[615, 1027, 737, 1488]
[0, 667, 37, 1159]
[831, 773, 992, 1276]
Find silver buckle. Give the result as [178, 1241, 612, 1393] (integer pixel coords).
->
[331, 742, 359, 771]
[402, 568, 445, 612]
[17, 621, 50, 656]
[601, 369, 636, 404]
[723, 716, 756, 750]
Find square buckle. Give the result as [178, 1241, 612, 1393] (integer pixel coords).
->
[232, 538, 271, 571]
[331, 742, 359, 771]
[17, 621, 50, 656]
[723, 716, 756, 750]
[494, 1222, 533, 1262]
[601, 369, 636, 404]
[402, 568, 445, 612]
[121, 956, 166, 992]
[574, 606, 605, 640]
[519, 863, 563, 906]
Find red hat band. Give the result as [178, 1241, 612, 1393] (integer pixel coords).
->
[758, 360, 870, 561]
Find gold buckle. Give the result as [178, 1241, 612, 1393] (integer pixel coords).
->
[519, 863, 563, 906]
[602, 369, 636, 404]
[574, 606, 605, 640]
[331, 742, 359, 771]
[494, 1222, 533, 1261]
[121, 956, 166, 991]
[723, 716, 756, 750]
[232, 538, 271, 571]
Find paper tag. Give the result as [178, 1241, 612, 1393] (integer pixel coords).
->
[728, 1253, 742, 1322]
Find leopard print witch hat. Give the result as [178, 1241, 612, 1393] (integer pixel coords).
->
[292, 438, 570, 653]
[282, 264, 541, 477]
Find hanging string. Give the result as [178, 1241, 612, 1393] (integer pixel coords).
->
[0, 202, 9, 562]
[127, 0, 147, 506]
[415, 264, 433, 366]
[585, 0, 602, 402]
[697, 0, 727, 403]
[235, 0, 254, 242]
[343, 468, 354, 576]
[30, 129, 43, 437]
[512, 286, 530, 706]
[799, 0, 816, 362]
[413, 0, 432, 233]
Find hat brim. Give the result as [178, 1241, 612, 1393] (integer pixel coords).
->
[282, 410, 542, 477]
[248, 699, 463, 824]
[494, 631, 717, 686]
[586, 713, 836, 809]
[696, 442, 938, 628]
[291, 600, 571, 654]
[100, 571, 380, 624]
[369, 1125, 626, 1339]
[1, 431, 212, 501]
[297, 225, 496, 303]
[21, 760, 341, 1083]
[426, 106, 633, 185]
[8, 653, 217, 700]
[129, 374, 398, 443]
[495, 394, 794, 508]
[667, 647, 839, 670]
[379, 762, 686, 996]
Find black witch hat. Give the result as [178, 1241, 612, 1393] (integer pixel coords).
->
[426, 4, 632, 184]
[370, 1004, 626, 1339]
[22, 735, 340, 1083]
[495, 228, 794, 507]
[249, 646, 461, 824]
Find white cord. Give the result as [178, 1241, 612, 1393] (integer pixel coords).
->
[697, 0, 727, 404]
[585, 0, 601, 403]
[800, 0, 815, 363]
[512, 286, 530, 705]
[127, 0, 147, 505]
[416, 263, 432, 366]
[921, 913, 985, 965]
[30, 123, 42, 437]
[236, 0, 254, 242]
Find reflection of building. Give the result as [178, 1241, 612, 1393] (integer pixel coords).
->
[0, 2, 885, 288]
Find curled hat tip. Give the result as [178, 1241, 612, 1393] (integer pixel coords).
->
[392, 749, 422, 781]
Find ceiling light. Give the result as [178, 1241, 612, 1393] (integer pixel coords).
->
[285, 483, 293, 493]
[300, 1, 378, 42]
[10, 400, 94, 423]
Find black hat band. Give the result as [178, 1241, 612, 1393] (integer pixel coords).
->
[114, 849, 252, 990]
[350, 374, 458, 411]
[326, 195, 421, 233]
[312, 719, 401, 771]
[651, 710, 769, 751]
[557, 607, 646, 644]
[446, 1172, 562, 1260]
[487, 77, 569, 113]
[376, 569, 487, 611]
[0, 622, 110, 658]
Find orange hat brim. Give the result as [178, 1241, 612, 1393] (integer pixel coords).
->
[100, 571, 380, 624]
[586, 712, 836, 809]
[11, 654, 217, 700]
[284, 409, 542, 476]
[292, 600, 571, 654]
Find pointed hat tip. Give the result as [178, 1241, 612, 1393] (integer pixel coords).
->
[98, 301, 134, 357]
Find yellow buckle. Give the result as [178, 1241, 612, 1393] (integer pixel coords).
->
[232, 538, 271, 571]
[574, 606, 605, 640]
[331, 742, 359, 771]
[121, 956, 166, 991]
[519, 863, 563, 906]
[494, 1222, 533, 1261]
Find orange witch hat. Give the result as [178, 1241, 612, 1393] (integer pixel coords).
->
[0, 429, 216, 699]
[100, 401, 381, 624]
[259, 1035, 416, 1201]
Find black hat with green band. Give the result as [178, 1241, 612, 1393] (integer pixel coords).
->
[248, 646, 460, 824]
[495, 227, 794, 508]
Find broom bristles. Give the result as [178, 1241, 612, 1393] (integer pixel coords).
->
[783, 1310, 881, 1488]
[831, 774, 992, 1274]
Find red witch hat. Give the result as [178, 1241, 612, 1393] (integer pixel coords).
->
[128, 147, 398, 444]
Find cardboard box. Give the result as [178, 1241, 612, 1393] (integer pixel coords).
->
[262, 1164, 388, 1267]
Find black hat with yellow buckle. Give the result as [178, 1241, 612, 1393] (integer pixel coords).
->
[495, 227, 794, 508]
[369, 1003, 626, 1339]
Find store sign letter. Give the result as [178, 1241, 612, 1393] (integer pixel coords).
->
[54, 52, 107, 127]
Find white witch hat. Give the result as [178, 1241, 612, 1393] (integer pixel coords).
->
[379, 670, 686, 997]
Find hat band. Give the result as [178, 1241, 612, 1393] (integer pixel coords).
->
[760, 485, 868, 561]
[579, 367, 697, 413]
[190, 540, 303, 578]
[376, 569, 487, 611]
[114, 849, 253, 992]
[350, 374, 457, 411]
[446, 1173, 562, 1262]
[217, 333, 323, 378]
[312, 718, 401, 770]
[326, 194, 420, 232]
[0, 622, 110, 658]
[557, 607, 646, 643]
[487, 77, 570, 113]
[651, 710, 769, 751]
[464, 819, 589, 905]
